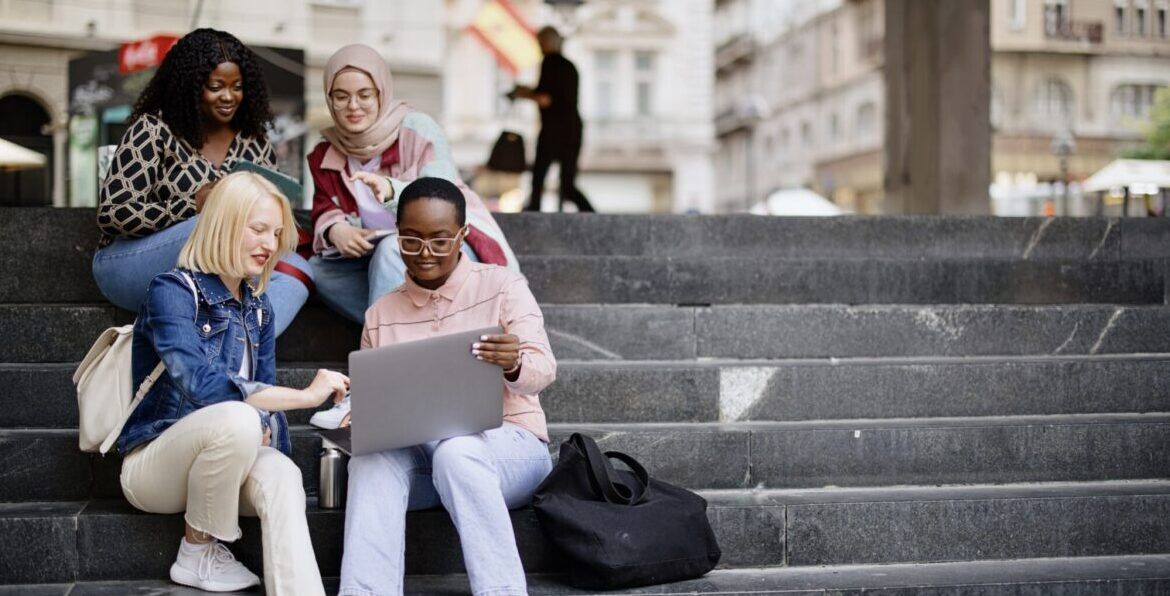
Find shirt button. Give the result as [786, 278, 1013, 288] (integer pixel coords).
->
[202, 323, 211, 333]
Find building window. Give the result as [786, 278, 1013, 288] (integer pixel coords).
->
[801, 120, 813, 145]
[856, 0, 880, 57]
[634, 51, 656, 117]
[1159, 2, 1169, 36]
[1137, 0, 1150, 36]
[1008, 0, 1026, 30]
[1045, 0, 1069, 35]
[829, 113, 840, 142]
[856, 102, 877, 140]
[830, 24, 839, 75]
[991, 87, 1004, 129]
[594, 50, 616, 119]
[1033, 77, 1074, 127]
[1111, 84, 1163, 121]
[1116, 0, 1129, 35]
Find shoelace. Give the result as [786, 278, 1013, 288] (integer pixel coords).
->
[197, 542, 240, 580]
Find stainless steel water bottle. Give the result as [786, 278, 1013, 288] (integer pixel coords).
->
[318, 447, 348, 509]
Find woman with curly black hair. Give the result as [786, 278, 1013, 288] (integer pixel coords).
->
[93, 28, 314, 337]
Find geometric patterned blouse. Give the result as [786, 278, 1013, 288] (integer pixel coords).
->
[97, 113, 275, 245]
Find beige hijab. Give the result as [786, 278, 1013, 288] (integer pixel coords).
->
[321, 44, 412, 161]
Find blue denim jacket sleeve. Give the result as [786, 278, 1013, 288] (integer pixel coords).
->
[254, 293, 277, 386]
[145, 274, 265, 405]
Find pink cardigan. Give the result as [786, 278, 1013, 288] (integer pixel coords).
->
[309, 112, 519, 272]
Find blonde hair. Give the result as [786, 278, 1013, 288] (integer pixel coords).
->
[177, 171, 297, 295]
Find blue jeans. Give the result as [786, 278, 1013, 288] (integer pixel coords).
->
[310, 234, 479, 324]
[339, 424, 552, 596]
[91, 217, 313, 337]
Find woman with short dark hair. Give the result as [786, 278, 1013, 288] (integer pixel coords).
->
[338, 177, 554, 596]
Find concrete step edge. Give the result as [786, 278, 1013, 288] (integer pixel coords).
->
[5, 412, 1170, 437]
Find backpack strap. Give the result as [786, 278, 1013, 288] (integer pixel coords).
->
[99, 272, 200, 454]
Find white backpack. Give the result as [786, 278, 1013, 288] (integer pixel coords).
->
[74, 272, 198, 454]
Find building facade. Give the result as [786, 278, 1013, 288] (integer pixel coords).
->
[444, 0, 715, 213]
[714, 0, 1170, 214]
[0, 0, 445, 207]
[1, 0, 714, 214]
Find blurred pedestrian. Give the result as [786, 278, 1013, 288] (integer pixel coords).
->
[508, 26, 595, 213]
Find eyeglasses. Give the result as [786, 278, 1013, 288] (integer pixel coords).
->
[397, 229, 465, 256]
[329, 88, 379, 109]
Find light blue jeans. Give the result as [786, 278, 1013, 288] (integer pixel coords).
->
[91, 217, 314, 336]
[339, 424, 552, 596]
[310, 233, 479, 324]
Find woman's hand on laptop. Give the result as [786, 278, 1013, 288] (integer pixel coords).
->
[472, 334, 522, 379]
[308, 369, 351, 407]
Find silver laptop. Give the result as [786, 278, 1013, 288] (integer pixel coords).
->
[332, 326, 504, 456]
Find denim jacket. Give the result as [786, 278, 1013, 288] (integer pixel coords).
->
[117, 268, 290, 455]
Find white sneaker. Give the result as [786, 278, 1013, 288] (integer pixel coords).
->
[170, 539, 261, 592]
[310, 393, 351, 429]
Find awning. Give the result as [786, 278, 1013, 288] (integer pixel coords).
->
[1083, 159, 1170, 194]
[750, 187, 845, 216]
[0, 137, 47, 171]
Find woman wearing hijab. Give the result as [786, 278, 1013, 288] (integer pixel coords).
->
[307, 44, 519, 327]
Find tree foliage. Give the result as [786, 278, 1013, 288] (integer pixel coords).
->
[1121, 87, 1170, 160]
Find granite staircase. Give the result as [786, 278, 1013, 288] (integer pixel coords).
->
[2, 208, 1169, 594]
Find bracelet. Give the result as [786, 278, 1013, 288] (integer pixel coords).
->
[503, 361, 521, 376]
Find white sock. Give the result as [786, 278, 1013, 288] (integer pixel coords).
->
[178, 537, 214, 561]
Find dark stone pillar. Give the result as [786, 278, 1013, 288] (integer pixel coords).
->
[883, 0, 991, 214]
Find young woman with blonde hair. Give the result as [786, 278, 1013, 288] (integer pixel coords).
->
[117, 171, 346, 594]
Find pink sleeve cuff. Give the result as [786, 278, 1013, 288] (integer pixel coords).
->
[313, 209, 348, 254]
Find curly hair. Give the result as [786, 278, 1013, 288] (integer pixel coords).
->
[130, 28, 273, 148]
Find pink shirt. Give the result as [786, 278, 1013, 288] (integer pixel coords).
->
[360, 258, 555, 442]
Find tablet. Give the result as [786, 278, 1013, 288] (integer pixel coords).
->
[230, 160, 302, 203]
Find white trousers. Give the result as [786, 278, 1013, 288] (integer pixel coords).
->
[120, 401, 324, 596]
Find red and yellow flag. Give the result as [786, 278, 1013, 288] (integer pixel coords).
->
[467, 0, 542, 75]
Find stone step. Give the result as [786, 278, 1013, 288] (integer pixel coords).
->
[10, 207, 1170, 263]
[7, 252, 1168, 305]
[396, 555, 1170, 594]
[521, 256, 1167, 305]
[497, 212, 1170, 261]
[10, 554, 1170, 593]
[10, 302, 1170, 364]
[6, 356, 1170, 429]
[7, 208, 1168, 303]
[2, 303, 701, 364]
[3, 416, 1168, 502]
[3, 482, 1168, 584]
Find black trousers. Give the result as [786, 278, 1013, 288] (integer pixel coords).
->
[527, 133, 594, 212]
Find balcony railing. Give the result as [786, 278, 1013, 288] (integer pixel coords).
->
[716, 33, 756, 72]
[1044, 19, 1104, 44]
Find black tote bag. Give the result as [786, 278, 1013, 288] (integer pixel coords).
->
[532, 433, 721, 589]
[486, 130, 527, 173]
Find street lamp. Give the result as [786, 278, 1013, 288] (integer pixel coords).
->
[1050, 130, 1076, 215]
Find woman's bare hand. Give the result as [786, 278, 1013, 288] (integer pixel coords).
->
[328, 222, 378, 258]
[307, 369, 350, 407]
